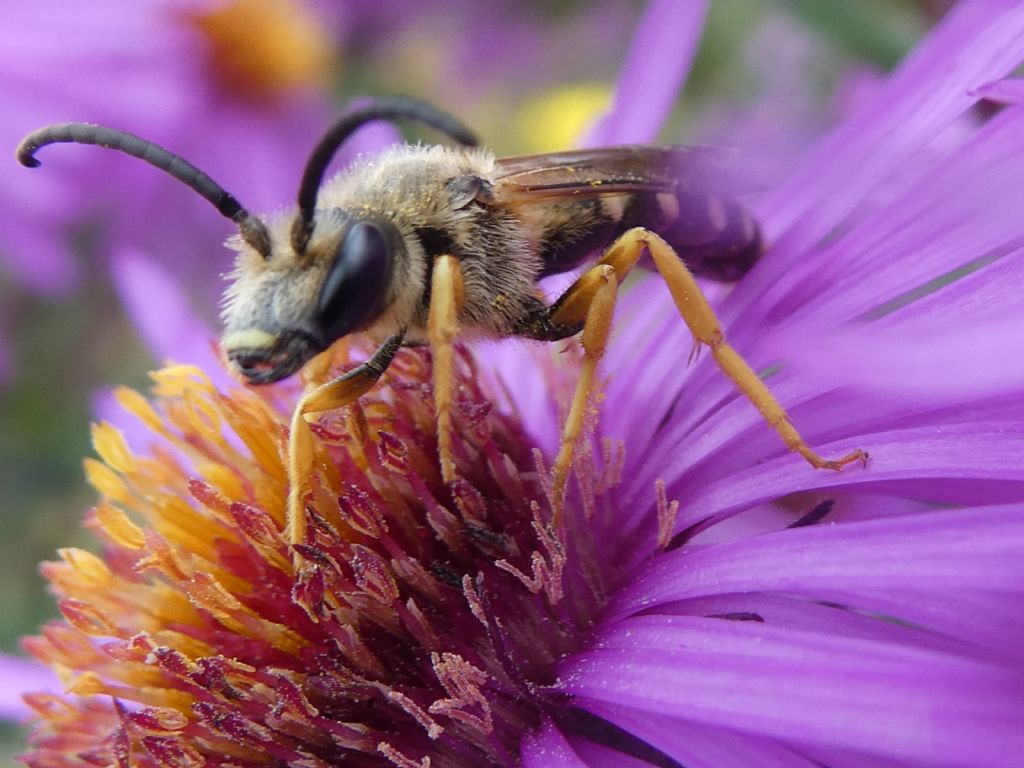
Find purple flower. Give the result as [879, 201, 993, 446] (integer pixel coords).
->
[0, 0, 188, 296]
[502, 2, 1024, 764]
[16, 3, 1024, 768]
[510, 3, 1024, 765]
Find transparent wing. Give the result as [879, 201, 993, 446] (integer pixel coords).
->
[493, 145, 738, 200]
[494, 145, 763, 282]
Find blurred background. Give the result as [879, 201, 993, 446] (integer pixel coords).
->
[1, 0, 946, 759]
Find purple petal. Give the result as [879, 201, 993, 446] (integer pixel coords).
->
[790, 744, 923, 768]
[778, 319, 1024, 403]
[582, 0, 707, 146]
[562, 616, 1024, 768]
[0, 653, 60, 720]
[740, 106, 1024, 332]
[178, 97, 397, 215]
[520, 720, 589, 768]
[610, 504, 1024, 618]
[722, 3, 1024, 339]
[625, 571, 1024, 670]
[972, 77, 1024, 104]
[612, 419, 1024, 539]
[579, 701, 835, 768]
[111, 247, 233, 392]
[592, 96, 1024, 500]
[475, 338, 567, 454]
[0, 209, 81, 296]
[753, 2, 1024, 253]
[568, 737, 672, 768]
[642, 592, 1000, 662]
[338, 119, 403, 160]
[1, 0, 201, 296]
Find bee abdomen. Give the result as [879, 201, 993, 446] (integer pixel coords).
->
[536, 188, 762, 283]
[654, 189, 763, 282]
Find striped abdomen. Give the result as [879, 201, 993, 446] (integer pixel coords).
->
[534, 187, 763, 282]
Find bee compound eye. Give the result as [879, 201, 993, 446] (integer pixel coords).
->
[316, 220, 392, 342]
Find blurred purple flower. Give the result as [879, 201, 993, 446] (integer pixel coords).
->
[690, 14, 845, 189]
[1, 1, 190, 295]
[6, 0, 343, 306]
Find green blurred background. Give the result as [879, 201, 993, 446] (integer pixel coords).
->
[0, 0, 939, 760]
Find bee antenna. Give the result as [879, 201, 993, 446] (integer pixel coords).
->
[17, 123, 272, 258]
[292, 95, 479, 253]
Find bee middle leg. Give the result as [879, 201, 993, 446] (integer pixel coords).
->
[287, 332, 403, 547]
[537, 226, 867, 517]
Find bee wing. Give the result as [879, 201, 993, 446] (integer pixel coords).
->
[494, 145, 764, 282]
[492, 145, 739, 199]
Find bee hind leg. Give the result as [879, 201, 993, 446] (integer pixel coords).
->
[427, 254, 466, 485]
[543, 263, 623, 527]
[286, 332, 404, 549]
[542, 227, 867, 519]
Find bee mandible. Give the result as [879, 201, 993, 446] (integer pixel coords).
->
[18, 96, 867, 543]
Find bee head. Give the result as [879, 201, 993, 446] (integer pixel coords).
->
[222, 95, 475, 386]
[222, 214, 401, 385]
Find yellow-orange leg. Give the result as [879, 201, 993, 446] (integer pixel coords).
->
[286, 332, 404, 547]
[427, 255, 465, 485]
[548, 264, 619, 526]
[548, 226, 867, 513]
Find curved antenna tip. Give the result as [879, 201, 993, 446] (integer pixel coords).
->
[15, 142, 42, 168]
[14, 122, 273, 260]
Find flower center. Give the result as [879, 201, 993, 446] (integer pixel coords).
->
[22, 347, 621, 767]
[186, 0, 336, 102]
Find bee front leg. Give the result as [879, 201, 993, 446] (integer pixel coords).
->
[427, 255, 465, 485]
[287, 332, 404, 548]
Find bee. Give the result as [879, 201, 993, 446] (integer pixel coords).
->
[18, 96, 866, 544]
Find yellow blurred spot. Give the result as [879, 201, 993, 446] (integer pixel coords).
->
[515, 83, 612, 154]
[186, 0, 338, 101]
